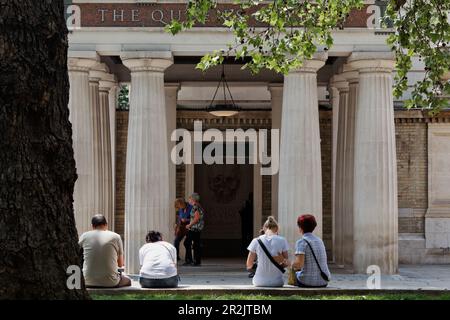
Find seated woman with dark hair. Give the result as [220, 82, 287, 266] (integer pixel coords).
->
[291, 214, 331, 288]
[139, 231, 179, 288]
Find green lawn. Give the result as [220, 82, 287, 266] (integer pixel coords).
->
[91, 293, 450, 300]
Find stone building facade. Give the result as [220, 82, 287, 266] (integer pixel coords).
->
[67, 0, 450, 274]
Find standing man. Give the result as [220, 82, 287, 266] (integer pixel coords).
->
[183, 193, 205, 266]
[79, 214, 132, 288]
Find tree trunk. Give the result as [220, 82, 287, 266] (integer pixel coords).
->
[0, 0, 89, 299]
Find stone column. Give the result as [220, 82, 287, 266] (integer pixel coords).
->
[185, 135, 195, 200]
[329, 85, 340, 182]
[253, 161, 263, 236]
[68, 57, 98, 235]
[329, 82, 339, 250]
[331, 74, 348, 268]
[165, 83, 180, 244]
[269, 84, 283, 219]
[342, 67, 359, 269]
[98, 72, 116, 230]
[278, 54, 327, 252]
[108, 83, 118, 228]
[348, 53, 398, 274]
[121, 52, 173, 274]
[89, 65, 106, 216]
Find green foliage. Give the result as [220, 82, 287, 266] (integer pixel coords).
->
[166, 0, 364, 74]
[92, 293, 450, 300]
[385, 0, 450, 112]
[118, 84, 130, 111]
[166, 0, 450, 112]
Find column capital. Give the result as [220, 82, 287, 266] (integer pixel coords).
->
[99, 73, 117, 92]
[330, 74, 349, 92]
[328, 85, 339, 97]
[164, 83, 180, 99]
[268, 83, 283, 96]
[347, 52, 396, 73]
[89, 63, 109, 83]
[290, 52, 328, 74]
[68, 58, 98, 72]
[68, 51, 99, 72]
[341, 66, 360, 85]
[121, 51, 173, 73]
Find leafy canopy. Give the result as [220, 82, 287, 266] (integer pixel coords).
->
[166, 0, 450, 112]
[386, 0, 450, 111]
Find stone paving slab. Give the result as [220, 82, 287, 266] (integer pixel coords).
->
[88, 261, 450, 295]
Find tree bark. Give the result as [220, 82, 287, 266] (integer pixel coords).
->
[0, 0, 89, 299]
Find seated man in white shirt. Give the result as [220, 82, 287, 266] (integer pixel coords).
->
[79, 215, 131, 288]
[139, 231, 179, 288]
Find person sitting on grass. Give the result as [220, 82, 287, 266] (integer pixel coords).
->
[291, 214, 331, 288]
[79, 214, 132, 288]
[246, 216, 289, 287]
[139, 231, 179, 288]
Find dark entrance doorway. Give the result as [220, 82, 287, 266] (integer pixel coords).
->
[194, 143, 254, 258]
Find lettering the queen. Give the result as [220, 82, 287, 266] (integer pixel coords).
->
[97, 8, 183, 25]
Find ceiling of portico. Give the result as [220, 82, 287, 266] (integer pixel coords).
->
[101, 55, 338, 84]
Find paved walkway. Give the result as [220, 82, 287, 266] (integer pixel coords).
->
[89, 259, 450, 295]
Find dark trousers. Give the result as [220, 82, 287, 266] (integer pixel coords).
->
[174, 234, 185, 260]
[297, 282, 328, 288]
[139, 275, 179, 288]
[184, 230, 201, 264]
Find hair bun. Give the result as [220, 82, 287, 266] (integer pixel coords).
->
[263, 216, 279, 231]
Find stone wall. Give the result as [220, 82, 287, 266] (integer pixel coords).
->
[395, 111, 450, 264]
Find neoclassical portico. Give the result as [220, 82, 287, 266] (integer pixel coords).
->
[64, 0, 450, 278]
[67, 48, 403, 274]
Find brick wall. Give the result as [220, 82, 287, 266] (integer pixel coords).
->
[395, 117, 428, 234]
[261, 175, 272, 223]
[320, 111, 333, 253]
[115, 111, 128, 239]
[77, 3, 374, 28]
[176, 164, 185, 198]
